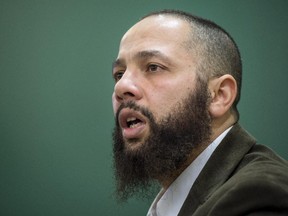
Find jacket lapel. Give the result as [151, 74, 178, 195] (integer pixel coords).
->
[178, 124, 256, 216]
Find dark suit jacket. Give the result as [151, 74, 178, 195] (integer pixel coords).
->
[178, 124, 288, 216]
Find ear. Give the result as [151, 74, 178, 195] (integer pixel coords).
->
[208, 74, 237, 118]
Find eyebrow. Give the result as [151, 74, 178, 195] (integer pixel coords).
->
[112, 50, 170, 72]
[136, 50, 169, 61]
[112, 58, 125, 70]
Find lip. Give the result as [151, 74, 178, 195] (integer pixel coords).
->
[118, 108, 147, 140]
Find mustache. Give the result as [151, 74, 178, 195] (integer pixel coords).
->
[115, 101, 154, 126]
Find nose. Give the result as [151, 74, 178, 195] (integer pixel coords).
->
[113, 71, 143, 103]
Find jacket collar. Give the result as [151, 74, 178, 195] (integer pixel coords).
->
[178, 123, 256, 216]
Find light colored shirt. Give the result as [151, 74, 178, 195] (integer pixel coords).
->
[147, 127, 232, 216]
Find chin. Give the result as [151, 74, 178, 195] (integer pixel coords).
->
[124, 138, 146, 152]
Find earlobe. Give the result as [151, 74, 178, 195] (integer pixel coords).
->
[208, 75, 237, 118]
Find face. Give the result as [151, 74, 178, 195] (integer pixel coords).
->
[113, 80, 212, 201]
[112, 15, 200, 150]
[111, 15, 213, 200]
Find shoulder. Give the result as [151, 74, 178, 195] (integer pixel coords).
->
[204, 144, 288, 215]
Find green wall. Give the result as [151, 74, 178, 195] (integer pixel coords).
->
[1, 0, 287, 215]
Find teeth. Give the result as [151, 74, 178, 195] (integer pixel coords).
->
[127, 117, 137, 123]
[126, 117, 140, 128]
[130, 123, 139, 128]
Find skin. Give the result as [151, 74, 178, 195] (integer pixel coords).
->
[112, 15, 237, 188]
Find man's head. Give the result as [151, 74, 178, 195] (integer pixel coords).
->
[141, 10, 242, 119]
[111, 10, 241, 200]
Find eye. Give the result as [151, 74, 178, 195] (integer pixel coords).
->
[113, 71, 124, 82]
[147, 64, 162, 72]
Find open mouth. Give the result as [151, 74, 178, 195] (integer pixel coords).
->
[118, 108, 147, 139]
[126, 117, 143, 128]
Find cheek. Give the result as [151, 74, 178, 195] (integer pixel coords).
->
[149, 90, 184, 120]
[158, 81, 195, 107]
[112, 93, 119, 116]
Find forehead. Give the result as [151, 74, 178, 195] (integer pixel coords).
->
[124, 15, 187, 37]
[118, 15, 191, 57]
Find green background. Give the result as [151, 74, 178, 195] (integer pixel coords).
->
[1, 0, 287, 215]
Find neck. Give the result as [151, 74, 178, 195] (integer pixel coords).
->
[210, 112, 236, 142]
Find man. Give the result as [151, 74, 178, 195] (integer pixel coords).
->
[111, 9, 288, 215]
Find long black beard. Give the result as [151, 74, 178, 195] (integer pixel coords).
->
[112, 79, 212, 201]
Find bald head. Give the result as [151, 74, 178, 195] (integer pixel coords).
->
[119, 14, 193, 61]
